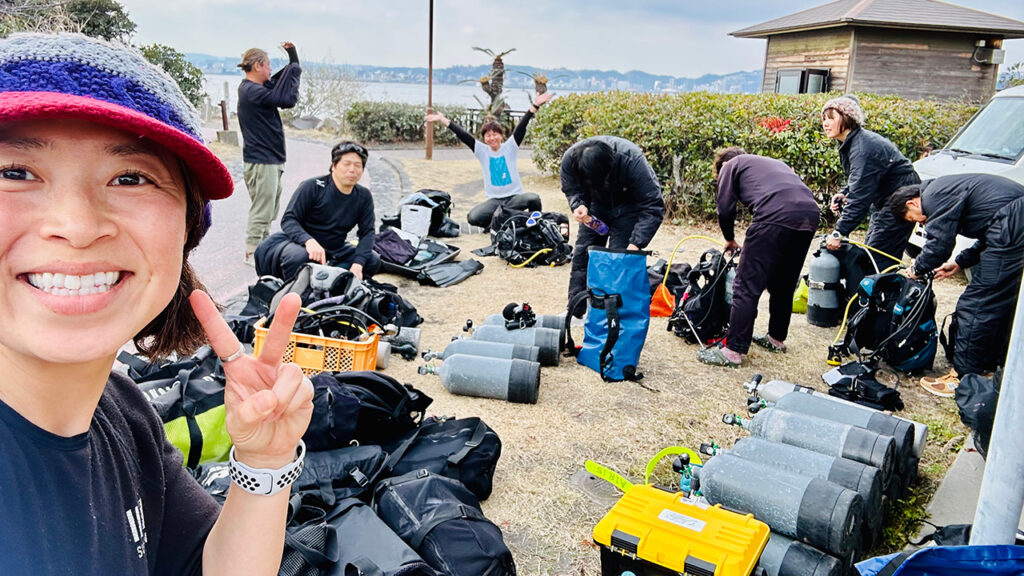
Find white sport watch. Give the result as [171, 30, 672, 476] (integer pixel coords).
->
[229, 440, 306, 496]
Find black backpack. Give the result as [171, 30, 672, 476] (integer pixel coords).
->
[955, 369, 1002, 458]
[309, 371, 433, 447]
[490, 208, 572, 267]
[667, 249, 736, 344]
[382, 189, 460, 238]
[840, 273, 937, 372]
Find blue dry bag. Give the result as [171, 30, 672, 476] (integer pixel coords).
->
[564, 247, 651, 382]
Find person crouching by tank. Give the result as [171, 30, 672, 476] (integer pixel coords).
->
[821, 95, 920, 268]
[0, 32, 312, 574]
[697, 148, 820, 368]
[255, 141, 381, 282]
[424, 90, 552, 229]
[888, 174, 1024, 396]
[560, 136, 665, 316]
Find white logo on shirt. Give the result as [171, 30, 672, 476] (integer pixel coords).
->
[126, 499, 148, 559]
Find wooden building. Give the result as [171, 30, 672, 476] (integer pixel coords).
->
[731, 0, 1024, 101]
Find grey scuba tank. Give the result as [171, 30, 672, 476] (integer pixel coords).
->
[725, 408, 896, 489]
[693, 452, 863, 559]
[419, 354, 540, 404]
[758, 532, 843, 576]
[483, 312, 565, 331]
[471, 324, 561, 366]
[728, 437, 884, 547]
[770, 391, 915, 477]
[746, 377, 928, 459]
[425, 339, 540, 363]
[807, 246, 841, 327]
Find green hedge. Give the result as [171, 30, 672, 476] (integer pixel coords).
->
[345, 101, 468, 145]
[530, 92, 978, 221]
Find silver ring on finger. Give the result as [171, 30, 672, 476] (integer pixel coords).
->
[219, 343, 246, 364]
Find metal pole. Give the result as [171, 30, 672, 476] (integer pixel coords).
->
[425, 0, 434, 160]
[219, 100, 229, 131]
[970, 270, 1024, 544]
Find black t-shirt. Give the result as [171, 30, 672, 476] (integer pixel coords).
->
[0, 373, 219, 575]
[716, 154, 821, 241]
[281, 175, 377, 265]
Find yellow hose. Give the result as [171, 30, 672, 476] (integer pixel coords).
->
[657, 235, 727, 309]
[847, 240, 903, 266]
[510, 248, 552, 268]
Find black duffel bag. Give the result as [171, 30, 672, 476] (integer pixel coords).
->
[374, 470, 516, 576]
[307, 371, 433, 450]
[292, 445, 389, 505]
[281, 494, 438, 576]
[382, 416, 501, 501]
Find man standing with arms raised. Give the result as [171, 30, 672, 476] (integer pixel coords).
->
[237, 42, 302, 266]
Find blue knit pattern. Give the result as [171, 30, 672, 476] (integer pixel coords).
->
[0, 33, 202, 141]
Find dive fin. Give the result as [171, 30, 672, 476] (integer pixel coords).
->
[416, 259, 484, 288]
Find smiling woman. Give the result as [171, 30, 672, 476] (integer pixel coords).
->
[0, 32, 313, 576]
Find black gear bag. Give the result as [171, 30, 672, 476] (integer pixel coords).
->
[667, 248, 736, 344]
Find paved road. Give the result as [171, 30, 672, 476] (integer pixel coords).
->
[191, 133, 406, 308]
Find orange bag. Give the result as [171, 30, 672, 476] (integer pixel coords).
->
[650, 283, 676, 317]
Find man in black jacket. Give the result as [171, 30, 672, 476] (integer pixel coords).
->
[237, 42, 302, 265]
[560, 136, 665, 313]
[697, 148, 820, 367]
[255, 141, 380, 282]
[889, 174, 1024, 390]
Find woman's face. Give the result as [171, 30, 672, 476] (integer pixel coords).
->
[0, 119, 188, 365]
[483, 129, 504, 151]
[822, 110, 846, 140]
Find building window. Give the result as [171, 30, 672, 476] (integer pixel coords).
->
[775, 68, 830, 94]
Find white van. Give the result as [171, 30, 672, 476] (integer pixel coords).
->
[908, 84, 1024, 261]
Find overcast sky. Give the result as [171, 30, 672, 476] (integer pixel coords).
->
[120, 0, 1024, 78]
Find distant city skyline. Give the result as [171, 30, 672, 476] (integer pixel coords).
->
[121, 0, 1024, 79]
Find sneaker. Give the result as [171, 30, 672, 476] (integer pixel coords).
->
[697, 346, 742, 368]
[919, 369, 959, 398]
[752, 334, 786, 353]
[243, 252, 255, 268]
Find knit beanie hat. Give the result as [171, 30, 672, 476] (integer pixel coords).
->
[0, 33, 232, 202]
[821, 94, 865, 127]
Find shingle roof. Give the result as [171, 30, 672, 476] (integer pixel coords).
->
[731, 0, 1024, 38]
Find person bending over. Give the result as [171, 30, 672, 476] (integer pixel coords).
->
[560, 136, 665, 314]
[697, 148, 820, 368]
[889, 174, 1024, 395]
[255, 141, 381, 282]
[425, 90, 552, 228]
[0, 32, 312, 575]
[821, 95, 919, 267]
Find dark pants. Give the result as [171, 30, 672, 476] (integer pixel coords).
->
[953, 198, 1024, 376]
[864, 207, 915, 268]
[568, 206, 640, 315]
[727, 223, 815, 354]
[255, 232, 382, 282]
[467, 193, 542, 228]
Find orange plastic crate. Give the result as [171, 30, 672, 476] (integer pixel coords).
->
[252, 319, 378, 375]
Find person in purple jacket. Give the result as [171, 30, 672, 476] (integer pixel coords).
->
[0, 33, 312, 575]
[698, 147, 820, 368]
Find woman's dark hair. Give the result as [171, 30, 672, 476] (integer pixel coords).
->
[331, 140, 369, 168]
[822, 108, 858, 133]
[133, 163, 212, 360]
[713, 146, 747, 178]
[572, 140, 614, 198]
[887, 184, 922, 219]
[479, 121, 505, 138]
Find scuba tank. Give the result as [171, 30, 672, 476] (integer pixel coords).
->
[744, 376, 928, 459]
[726, 437, 884, 548]
[758, 532, 843, 576]
[725, 408, 896, 489]
[419, 354, 540, 404]
[483, 312, 565, 331]
[424, 339, 540, 363]
[693, 452, 863, 559]
[724, 265, 737, 306]
[807, 242, 842, 327]
[382, 326, 421, 359]
[376, 340, 391, 369]
[470, 324, 561, 366]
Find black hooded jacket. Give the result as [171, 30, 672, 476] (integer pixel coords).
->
[913, 174, 1024, 275]
[559, 136, 665, 248]
[834, 127, 920, 236]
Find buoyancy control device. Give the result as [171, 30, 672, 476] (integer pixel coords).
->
[666, 248, 737, 345]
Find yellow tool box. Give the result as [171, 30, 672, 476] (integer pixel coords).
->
[593, 484, 769, 576]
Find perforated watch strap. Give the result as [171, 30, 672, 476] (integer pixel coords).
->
[229, 440, 306, 496]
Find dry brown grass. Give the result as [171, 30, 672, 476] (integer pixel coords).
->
[369, 155, 967, 575]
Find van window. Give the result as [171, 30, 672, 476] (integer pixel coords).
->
[946, 97, 1024, 161]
